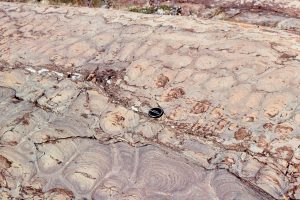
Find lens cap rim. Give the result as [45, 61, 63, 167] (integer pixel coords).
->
[148, 107, 164, 118]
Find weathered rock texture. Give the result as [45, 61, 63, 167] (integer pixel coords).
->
[163, 0, 300, 17]
[0, 2, 300, 199]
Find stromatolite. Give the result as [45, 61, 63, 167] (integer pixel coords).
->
[0, 2, 300, 199]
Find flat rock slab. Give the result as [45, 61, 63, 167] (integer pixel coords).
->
[0, 2, 300, 199]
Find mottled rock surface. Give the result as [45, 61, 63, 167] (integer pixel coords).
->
[0, 2, 300, 199]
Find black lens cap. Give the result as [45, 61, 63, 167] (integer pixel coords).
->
[148, 107, 164, 118]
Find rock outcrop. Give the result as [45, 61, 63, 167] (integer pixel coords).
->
[0, 2, 300, 199]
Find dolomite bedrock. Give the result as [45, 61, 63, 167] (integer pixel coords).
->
[0, 1, 300, 199]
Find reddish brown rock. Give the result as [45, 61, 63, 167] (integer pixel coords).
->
[275, 124, 294, 134]
[274, 146, 294, 161]
[234, 128, 251, 140]
[156, 74, 169, 88]
[191, 100, 211, 114]
[164, 87, 185, 101]
[0, 155, 11, 169]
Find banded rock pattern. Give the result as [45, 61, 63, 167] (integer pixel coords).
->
[0, 2, 300, 199]
[0, 69, 267, 200]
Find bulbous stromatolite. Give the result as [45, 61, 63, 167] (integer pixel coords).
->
[1, 2, 300, 199]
